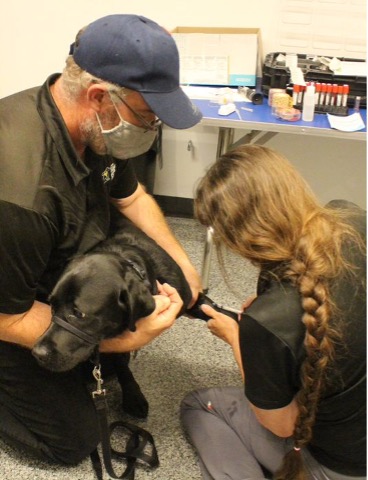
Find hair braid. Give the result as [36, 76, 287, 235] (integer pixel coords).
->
[274, 240, 338, 480]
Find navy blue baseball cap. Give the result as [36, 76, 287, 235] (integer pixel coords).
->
[69, 14, 202, 129]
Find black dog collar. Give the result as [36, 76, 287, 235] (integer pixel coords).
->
[123, 258, 153, 292]
[124, 259, 146, 281]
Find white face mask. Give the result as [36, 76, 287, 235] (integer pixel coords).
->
[96, 103, 158, 160]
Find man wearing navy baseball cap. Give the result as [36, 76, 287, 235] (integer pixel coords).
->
[0, 14, 202, 467]
[70, 14, 202, 130]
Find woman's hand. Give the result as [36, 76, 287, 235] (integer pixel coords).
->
[200, 304, 239, 347]
[241, 294, 257, 312]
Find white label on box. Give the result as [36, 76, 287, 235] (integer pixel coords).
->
[180, 55, 228, 85]
[173, 32, 258, 86]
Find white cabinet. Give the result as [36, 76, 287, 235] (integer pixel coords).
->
[154, 125, 366, 209]
[153, 124, 219, 198]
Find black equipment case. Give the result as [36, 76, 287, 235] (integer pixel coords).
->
[261, 52, 366, 108]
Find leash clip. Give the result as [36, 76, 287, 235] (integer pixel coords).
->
[92, 364, 106, 397]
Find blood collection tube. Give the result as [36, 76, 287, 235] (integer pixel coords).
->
[336, 85, 343, 107]
[331, 84, 338, 106]
[325, 84, 332, 105]
[342, 84, 349, 107]
[315, 83, 321, 106]
[319, 83, 327, 106]
[354, 96, 361, 112]
[292, 84, 300, 105]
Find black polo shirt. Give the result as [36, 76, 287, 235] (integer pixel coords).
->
[0, 74, 138, 313]
[239, 200, 366, 475]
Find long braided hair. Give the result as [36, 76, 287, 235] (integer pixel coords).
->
[194, 145, 364, 480]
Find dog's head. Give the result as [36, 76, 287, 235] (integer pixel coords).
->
[32, 252, 156, 372]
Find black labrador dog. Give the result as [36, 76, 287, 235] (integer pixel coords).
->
[32, 214, 192, 418]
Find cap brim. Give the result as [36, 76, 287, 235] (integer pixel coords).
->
[142, 87, 202, 129]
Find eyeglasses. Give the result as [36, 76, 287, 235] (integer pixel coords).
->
[112, 92, 162, 132]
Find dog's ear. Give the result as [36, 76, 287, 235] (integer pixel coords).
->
[118, 280, 156, 332]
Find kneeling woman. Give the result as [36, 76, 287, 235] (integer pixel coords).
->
[181, 145, 366, 480]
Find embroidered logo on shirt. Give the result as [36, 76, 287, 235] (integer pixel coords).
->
[102, 163, 116, 183]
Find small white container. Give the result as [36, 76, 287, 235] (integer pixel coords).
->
[302, 85, 316, 122]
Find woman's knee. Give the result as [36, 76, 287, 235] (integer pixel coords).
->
[180, 388, 213, 421]
[181, 389, 203, 410]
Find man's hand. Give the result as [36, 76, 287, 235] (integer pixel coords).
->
[136, 282, 183, 338]
[182, 266, 202, 308]
[99, 283, 183, 353]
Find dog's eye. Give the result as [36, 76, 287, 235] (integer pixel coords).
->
[73, 307, 86, 318]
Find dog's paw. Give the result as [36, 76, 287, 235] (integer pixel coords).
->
[121, 380, 149, 419]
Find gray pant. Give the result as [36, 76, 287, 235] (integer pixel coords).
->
[180, 386, 366, 480]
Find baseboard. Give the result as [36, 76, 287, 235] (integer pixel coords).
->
[154, 195, 194, 218]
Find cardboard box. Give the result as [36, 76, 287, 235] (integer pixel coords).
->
[172, 27, 262, 87]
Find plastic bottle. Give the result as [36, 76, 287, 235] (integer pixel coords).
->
[302, 85, 315, 122]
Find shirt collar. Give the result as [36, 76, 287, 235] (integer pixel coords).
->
[36, 73, 94, 186]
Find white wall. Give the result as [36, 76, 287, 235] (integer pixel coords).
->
[1, 0, 365, 98]
[1, 0, 275, 98]
[1, 0, 366, 207]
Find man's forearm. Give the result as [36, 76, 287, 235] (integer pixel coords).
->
[99, 328, 153, 353]
[0, 301, 51, 348]
[113, 187, 187, 261]
[111, 186, 202, 302]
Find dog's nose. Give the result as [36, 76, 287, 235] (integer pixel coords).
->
[31, 344, 52, 364]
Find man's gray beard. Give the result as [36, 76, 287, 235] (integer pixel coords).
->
[80, 117, 108, 156]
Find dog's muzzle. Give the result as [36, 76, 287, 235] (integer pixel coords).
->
[52, 315, 98, 345]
